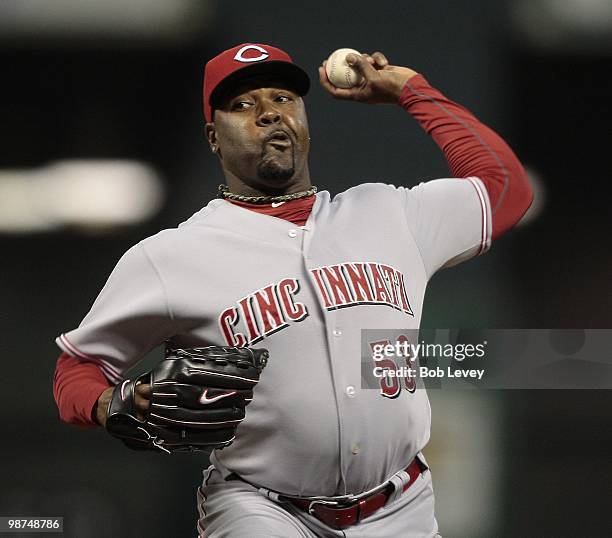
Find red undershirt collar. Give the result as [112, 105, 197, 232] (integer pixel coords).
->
[226, 195, 316, 227]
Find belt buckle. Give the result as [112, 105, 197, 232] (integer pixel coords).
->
[307, 499, 341, 515]
[306, 482, 387, 516]
[307, 498, 359, 529]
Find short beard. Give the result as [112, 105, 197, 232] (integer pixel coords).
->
[256, 158, 295, 183]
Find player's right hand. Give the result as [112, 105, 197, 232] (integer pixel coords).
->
[318, 52, 418, 105]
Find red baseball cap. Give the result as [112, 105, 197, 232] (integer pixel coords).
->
[203, 43, 310, 123]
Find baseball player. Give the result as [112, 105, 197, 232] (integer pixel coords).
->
[53, 43, 532, 537]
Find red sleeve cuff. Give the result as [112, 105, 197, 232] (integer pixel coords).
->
[53, 352, 112, 428]
[398, 73, 431, 104]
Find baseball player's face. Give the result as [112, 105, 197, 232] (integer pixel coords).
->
[208, 77, 310, 192]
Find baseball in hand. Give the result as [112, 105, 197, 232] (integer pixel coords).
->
[325, 48, 364, 89]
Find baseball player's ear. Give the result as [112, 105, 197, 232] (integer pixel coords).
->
[205, 123, 219, 155]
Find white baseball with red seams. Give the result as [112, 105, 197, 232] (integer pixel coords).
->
[325, 48, 364, 88]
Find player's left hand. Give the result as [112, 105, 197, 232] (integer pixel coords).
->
[318, 52, 418, 105]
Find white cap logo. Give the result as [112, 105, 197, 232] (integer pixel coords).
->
[234, 45, 269, 63]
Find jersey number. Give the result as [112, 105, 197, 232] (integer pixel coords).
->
[369, 335, 416, 398]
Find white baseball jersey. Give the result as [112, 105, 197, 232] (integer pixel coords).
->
[56, 179, 491, 497]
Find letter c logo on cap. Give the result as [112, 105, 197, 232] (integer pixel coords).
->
[234, 45, 269, 63]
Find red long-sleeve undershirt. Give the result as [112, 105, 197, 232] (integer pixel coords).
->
[54, 352, 111, 427]
[53, 73, 532, 427]
[400, 74, 532, 239]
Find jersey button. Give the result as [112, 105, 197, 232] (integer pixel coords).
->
[351, 444, 361, 455]
[287, 229, 297, 238]
[333, 329, 342, 337]
[346, 385, 355, 397]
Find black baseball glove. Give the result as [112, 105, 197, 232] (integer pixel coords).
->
[105, 346, 268, 453]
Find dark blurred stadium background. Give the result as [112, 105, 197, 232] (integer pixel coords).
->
[1, 1, 610, 536]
